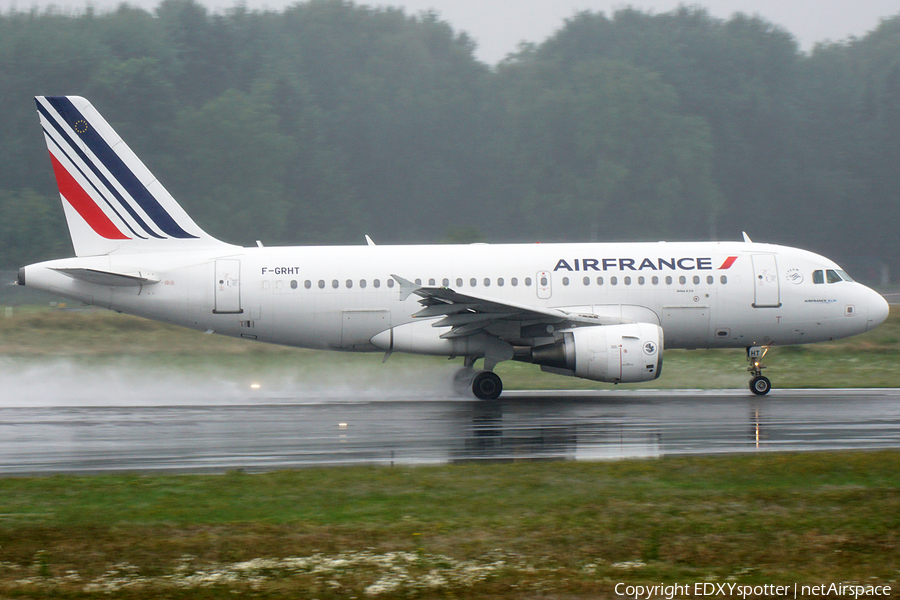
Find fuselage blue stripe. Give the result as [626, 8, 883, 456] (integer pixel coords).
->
[43, 125, 147, 240]
[37, 100, 163, 239]
[44, 97, 197, 239]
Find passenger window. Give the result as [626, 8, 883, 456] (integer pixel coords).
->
[583, 276, 590, 286]
[651, 276, 659, 285]
[813, 270, 824, 284]
[442, 278, 450, 287]
[666, 276, 673, 285]
[428, 278, 435, 286]
[826, 269, 842, 284]
[456, 278, 463, 287]
[610, 276, 618, 286]
[511, 277, 518, 286]
[332, 280, 339, 289]
[374, 279, 381, 288]
[562, 277, 569, 286]
[305, 280, 312, 289]
[525, 277, 532, 286]
[346, 279, 353, 289]
[470, 278, 477, 287]
[360, 279, 367, 288]
[484, 278, 491, 287]
[679, 276, 686, 285]
[318, 280, 325, 289]
[596, 277, 604, 285]
[638, 276, 645, 285]
[707, 276, 714, 285]
[623, 276, 631, 285]
[290, 280, 298, 289]
[415, 278, 422, 285]
[720, 276, 727, 284]
[387, 279, 395, 288]
[498, 278, 505, 287]
[693, 276, 700, 285]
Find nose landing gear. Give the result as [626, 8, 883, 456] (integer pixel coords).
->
[748, 346, 771, 395]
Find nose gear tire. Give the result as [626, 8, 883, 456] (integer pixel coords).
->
[750, 375, 771, 395]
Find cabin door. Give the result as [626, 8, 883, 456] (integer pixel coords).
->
[214, 259, 243, 314]
[751, 254, 781, 308]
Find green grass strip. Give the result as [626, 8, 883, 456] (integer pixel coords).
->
[0, 451, 897, 598]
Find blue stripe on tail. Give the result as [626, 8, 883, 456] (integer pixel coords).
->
[44, 97, 197, 240]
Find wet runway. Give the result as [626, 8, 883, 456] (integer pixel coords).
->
[1, 388, 899, 474]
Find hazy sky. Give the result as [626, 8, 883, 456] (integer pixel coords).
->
[3, 0, 899, 63]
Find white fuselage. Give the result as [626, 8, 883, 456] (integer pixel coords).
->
[23, 240, 889, 355]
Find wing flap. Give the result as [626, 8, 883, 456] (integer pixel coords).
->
[394, 275, 620, 342]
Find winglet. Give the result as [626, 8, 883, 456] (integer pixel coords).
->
[365, 235, 376, 246]
[742, 231, 752, 243]
[391, 274, 420, 301]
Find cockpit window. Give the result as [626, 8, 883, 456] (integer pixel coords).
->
[814, 269, 854, 284]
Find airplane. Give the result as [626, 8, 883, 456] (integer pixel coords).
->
[16, 96, 891, 399]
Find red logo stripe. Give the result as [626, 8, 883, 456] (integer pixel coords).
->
[718, 256, 738, 269]
[49, 152, 129, 240]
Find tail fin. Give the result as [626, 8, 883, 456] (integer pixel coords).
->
[35, 96, 229, 256]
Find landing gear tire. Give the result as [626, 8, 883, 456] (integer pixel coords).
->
[472, 371, 503, 400]
[747, 346, 771, 396]
[750, 375, 771, 396]
[452, 368, 476, 396]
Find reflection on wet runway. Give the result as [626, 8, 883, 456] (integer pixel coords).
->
[2, 389, 899, 474]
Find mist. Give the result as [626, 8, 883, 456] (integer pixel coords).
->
[0, 358, 464, 407]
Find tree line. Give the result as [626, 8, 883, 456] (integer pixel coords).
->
[1, 0, 898, 282]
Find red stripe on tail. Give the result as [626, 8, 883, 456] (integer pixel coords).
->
[49, 152, 129, 240]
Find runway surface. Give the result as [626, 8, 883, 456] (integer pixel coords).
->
[1, 387, 899, 474]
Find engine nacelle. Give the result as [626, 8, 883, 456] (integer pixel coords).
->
[523, 323, 663, 383]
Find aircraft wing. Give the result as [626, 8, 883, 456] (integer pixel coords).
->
[392, 275, 624, 342]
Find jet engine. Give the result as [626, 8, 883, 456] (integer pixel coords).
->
[516, 323, 663, 383]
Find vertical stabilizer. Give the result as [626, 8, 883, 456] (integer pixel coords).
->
[35, 96, 230, 256]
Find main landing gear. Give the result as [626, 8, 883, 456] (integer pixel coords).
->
[747, 346, 771, 395]
[453, 358, 503, 400]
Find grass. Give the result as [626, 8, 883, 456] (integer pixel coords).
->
[0, 452, 898, 598]
[1, 308, 899, 597]
[2, 304, 900, 390]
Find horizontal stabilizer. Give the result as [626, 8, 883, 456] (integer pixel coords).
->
[52, 268, 159, 287]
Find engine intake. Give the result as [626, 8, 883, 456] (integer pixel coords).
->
[517, 323, 663, 383]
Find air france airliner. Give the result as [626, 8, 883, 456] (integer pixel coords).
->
[17, 96, 890, 399]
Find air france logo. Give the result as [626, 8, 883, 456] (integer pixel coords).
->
[552, 256, 738, 272]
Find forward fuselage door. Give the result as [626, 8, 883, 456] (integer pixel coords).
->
[214, 259, 243, 314]
[751, 254, 781, 308]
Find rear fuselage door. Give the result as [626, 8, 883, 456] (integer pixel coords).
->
[214, 259, 243, 314]
[751, 254, 781, 308]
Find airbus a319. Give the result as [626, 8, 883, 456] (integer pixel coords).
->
[17, 96, 890, 398]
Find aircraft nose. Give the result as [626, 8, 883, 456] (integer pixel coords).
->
[866, 288, 890, 331]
